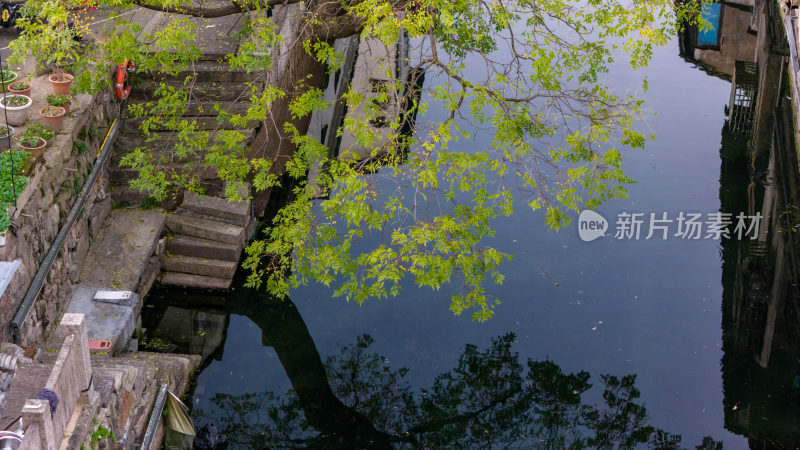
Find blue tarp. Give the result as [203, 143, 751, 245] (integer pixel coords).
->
[697, 3, 722, 47]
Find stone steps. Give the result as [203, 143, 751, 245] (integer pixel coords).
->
[110, 163, 218, 185]
[112, 63, 259, 214]
[168, 234, 242, 261]
[182, 191, 250, 226]
[130, 81, 255, 102]
[121, 116, 259, 133]
[112, 61, 256, 291]
[159, 50, 232, 63]
[161, 254, 238, 278]
[166, 213, 245, 245]
[111, 129, 256, 166]
[114, 129, 256, 150]
[126, 100, 251, 117]
[159, 193, 253, 290]
[139, 62, 255, 83]
[160, 271, 233, 289]
[111, 147, 203, 166]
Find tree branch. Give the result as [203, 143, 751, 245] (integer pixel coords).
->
[133, 0, 243, 17]
[132, 0, 294, 18]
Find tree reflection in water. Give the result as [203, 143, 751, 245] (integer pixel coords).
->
[199, 333, 722, 449]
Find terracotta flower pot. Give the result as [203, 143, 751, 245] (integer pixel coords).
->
[8, 82, 31, 97]
[0, 124, 14, 150]
[0, 95, 32, 126]
[49, 73, 73, 95]
[46, 95, 70, 115]
[39, 106, 66, 131]
[17, 136, 46, 152]
[0, 70, 18, 93]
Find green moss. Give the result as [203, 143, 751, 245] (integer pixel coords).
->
[141, 196, 160, 210]
[73, 139, 88, 155]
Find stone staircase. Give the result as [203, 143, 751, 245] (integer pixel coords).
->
[107, 40, 262, 290]
[160, 191, 253, 290]
[109, 50, 261, 206]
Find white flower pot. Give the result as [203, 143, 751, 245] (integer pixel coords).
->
[0, 95, 32, 126]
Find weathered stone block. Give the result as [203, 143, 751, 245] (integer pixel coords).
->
[161, 254, 237, 278]
[160, 272, 232, 290]
[182, 191, 250, 226]
[166, 213, 244, 245]
[167, 234, 242, 261]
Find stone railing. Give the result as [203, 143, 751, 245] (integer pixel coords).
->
[18, 424, 38, 450]
[19, 313, 92, 449]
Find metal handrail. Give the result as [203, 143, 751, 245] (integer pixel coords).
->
[11, 118, 120, 343]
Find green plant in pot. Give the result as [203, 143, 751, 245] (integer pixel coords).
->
[0, 70, 18, 93]
[3, 96, 28, 108]
[49, 70, 73, 96]
[0, 124, 14, 151]
[17, 123, 49, 150]
[46, 93, 71, 114]
[7, 6, 76, 95]
[16, 131, 45, 151]
[39, 105, 65, 131]
[26, 123, 54, 142]
[0, 94, 32, 126]
[8, 80, 31, 97]
[45, 28, 77, 95]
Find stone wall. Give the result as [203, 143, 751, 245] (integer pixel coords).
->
[82, 351, 198, 449]
[15, 313, 199, 449]
[0, 82, 118, 346]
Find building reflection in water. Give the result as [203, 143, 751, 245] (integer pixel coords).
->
[682, 0, 800, 447]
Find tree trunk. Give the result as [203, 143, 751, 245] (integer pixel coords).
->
[228, 294, 394, 447]
[251, 30, 332, 216]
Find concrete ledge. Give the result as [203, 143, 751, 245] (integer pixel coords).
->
[61, 287, 139, 354]
[79, 208, 166, 293]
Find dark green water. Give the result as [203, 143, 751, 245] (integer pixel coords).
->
[142, 31, 800, 449]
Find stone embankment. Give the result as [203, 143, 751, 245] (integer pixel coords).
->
[0, 74, 120, 347]
[1, 314, 198, 449]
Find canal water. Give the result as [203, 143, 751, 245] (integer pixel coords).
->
[142, 15, 800, 450]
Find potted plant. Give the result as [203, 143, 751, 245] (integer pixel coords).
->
[49, 71, 73, 95]
[8, 80, 31, 97]
[0, 124, 14, 150]
[39, 106, 66, 131]
[0, 94, 32, 126]
[46, 93, 71, 114]
[0, 70, 18, 93]
[25, 123, 54, 144]
[16, 133, 46, 151]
